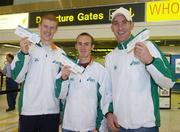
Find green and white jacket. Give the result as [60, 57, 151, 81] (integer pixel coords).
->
[55, 60, 109, 131]
[103, 35, 176, 129]
[11, 43, 65, 115]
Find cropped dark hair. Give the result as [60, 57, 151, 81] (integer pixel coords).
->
[7, 53, 14, 60]
[76, 32, 94, 45]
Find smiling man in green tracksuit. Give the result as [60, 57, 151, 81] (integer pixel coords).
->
[55, 32, 108, 132]
[11, 14, 65, 132]
[103, 7, 176, 132]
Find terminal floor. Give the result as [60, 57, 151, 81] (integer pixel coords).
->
[0, 93, 180, 132]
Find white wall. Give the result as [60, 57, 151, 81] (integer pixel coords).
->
[0, 20, 179, 68]
[161, 46, 180, 55]
[0, 21, 179, 43]
[0, 55, 6, 69]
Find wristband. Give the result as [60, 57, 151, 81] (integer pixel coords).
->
[146, 57, 155, 66]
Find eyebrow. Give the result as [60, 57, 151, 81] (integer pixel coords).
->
[77, 42, 91, 44]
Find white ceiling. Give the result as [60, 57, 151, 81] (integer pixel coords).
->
[13, 0, 159, 9]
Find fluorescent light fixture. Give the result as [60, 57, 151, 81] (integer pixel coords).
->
[3, 44, 20, 48]
[93, 49, 113, 52]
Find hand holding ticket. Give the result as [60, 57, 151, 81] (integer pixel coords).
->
[126, 29, 150, 53]
[55, 54, 85, 74]
[15, 25, 84, 74]
[15, 25, 40, 44]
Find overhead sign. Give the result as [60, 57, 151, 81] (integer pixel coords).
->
[146, 0, 180, 22]
[29, 3, 145, 28]
[0, 13, 29, 30]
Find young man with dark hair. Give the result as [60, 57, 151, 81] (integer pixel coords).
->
[55, 32, 108, 132]
[103, 7, 176, 132]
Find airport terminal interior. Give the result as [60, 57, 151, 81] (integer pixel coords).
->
[0, 0, 180, 132]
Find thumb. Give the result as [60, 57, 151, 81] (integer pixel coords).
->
[113, 115, 120, 128]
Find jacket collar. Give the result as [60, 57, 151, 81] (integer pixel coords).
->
[37, 42, 57, 51]
[117, 35, 134, 50]
[77, 56, 94, 66]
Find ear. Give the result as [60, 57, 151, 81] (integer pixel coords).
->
[91, 44, 94, 50]
[75, 43, 78, 50]
[130, 22, 134, 30]
[54, 26, 58, 33]
[111, 25, 114, 33]
[38, 24, 41, 31]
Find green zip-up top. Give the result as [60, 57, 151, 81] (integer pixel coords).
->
[103, 35, 176, 129]
[11, 43, 65, 115]
[55, 60, 109, 131]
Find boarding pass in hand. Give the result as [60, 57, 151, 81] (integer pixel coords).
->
[55, 54, 85, 74]
[15, 25, 40, 44]
[126, 29, 150, 53]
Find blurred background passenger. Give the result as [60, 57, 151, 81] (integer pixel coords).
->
[0, 53, 18, 112]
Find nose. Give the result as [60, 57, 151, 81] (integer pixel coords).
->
[44, 25, 52, 33]
[117, 23, 123, 30]
[46, 27, 51, 32]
